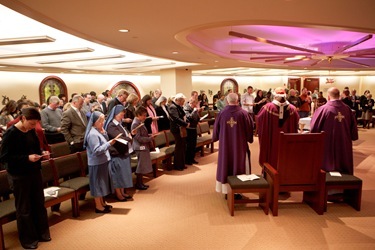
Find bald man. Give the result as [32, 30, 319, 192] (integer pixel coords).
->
[310, 87, 358, 174]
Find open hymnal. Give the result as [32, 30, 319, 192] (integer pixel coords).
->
[150, 147, 160, 154]
[133, 123, 144, 131]
[43, 187, 60, 197]
[236, 174, 260, 181]
[115, 138, 128, 145]
[200, 113, 209, 121]
[329, 171, 342, 177]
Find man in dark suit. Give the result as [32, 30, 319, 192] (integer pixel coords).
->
[350, 89, 361, 118]
[61, 95, 88, 153]
[107, 89, 129, 115]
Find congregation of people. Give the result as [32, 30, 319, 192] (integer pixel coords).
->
[0, 83, 372, 249]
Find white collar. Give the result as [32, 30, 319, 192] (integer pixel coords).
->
[272, 100, 290, 119]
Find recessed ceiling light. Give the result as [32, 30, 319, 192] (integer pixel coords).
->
[119, 29, 129, 33]
[172, 51, 179, 54]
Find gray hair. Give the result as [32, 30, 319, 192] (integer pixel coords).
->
[49, 96, 60, 104]
[155, 96, 167, 106]
[226, 92, 238, 104]
[174, 93, 186, 101]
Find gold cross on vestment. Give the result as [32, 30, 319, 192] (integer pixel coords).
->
[335, 112, 345, 122]
[227, 117, 237, 127]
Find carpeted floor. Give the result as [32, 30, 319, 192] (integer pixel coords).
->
[3, 127, 375, 249]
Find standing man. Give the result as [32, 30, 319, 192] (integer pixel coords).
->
[241, 86, 255, 120]
[169, 93, 189, 171]
[287, 89, 301, 109]
[257, 87, 300, 168]
[107, 89, 129, 115]
[298, 87, 311, 118]
[60, 95, 88, 153]
[81, 93, 92, 114]
[310, 87, 358, 174]
[213, 93, 254, 194]
[184, 98, 200, 165]
[41, 95, 65, 144]
[97, 93, 108, 114]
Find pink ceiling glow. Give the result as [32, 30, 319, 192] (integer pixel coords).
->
[186, 25, 375, 70]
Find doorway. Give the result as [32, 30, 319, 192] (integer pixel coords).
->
[288, 78, 301, 92]
[303, 78, 320, 92]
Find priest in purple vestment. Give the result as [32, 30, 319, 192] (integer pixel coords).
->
[213, 93, 254, 194]
[257, 87, 300, 168]
[310, 87, 358, 174]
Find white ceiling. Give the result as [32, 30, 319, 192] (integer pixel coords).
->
[1, 0, 375, 76]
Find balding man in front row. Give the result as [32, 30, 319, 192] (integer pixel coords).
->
[310, 87, 358, 175]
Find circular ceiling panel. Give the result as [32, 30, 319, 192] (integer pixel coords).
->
[186, 25, 375, 70]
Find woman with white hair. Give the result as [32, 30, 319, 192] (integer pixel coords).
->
[169, 93, 189, 171]
[155, 96, 170, 131]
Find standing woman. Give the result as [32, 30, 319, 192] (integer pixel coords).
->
[84, 111, 120, 213]
[131, 106, 154, 190]
[155, 96, 170, 131]
[0, 107, 51, 249]
[124, 93, 139, 131]
[361, 93, 374, 129]
[104, 105, 135, 201]
[169, 93, 189, 171]
[0, 99, 17, 131]
[254, 90, 267, 115]
[141, 94, 159, 134]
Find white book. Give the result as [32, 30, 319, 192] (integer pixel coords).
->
[200, 114, 209, 121]
[115, 138, 128, 145]
[150, 147, 160, 154]
[329, 171, 342, 177]
[236, 174, 260, 181]
[44, 187, 60, 197]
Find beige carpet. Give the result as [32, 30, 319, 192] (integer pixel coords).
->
[3, 127, 375, 249]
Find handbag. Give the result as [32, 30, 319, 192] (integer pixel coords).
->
[180, 126, 187, 138]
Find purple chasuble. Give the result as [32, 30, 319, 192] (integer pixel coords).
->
[257, 102, 299, 168]
[213, 105, 254, 184]
[310, 100, 358, 174]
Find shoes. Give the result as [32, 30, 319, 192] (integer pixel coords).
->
[192, 160, 199, 164]
[21, 242, 38, 249]
[234, 193, 243, 200]
[95, 207, 111, 213]
[143, 183, 150, 188]
[185, 162, 192, 165]
[327, 193, 344, 202]
[104, 204, 113, 209]
[116, 196, 127, 202]
[135, 184, 147, 190]
[183, 166, 188, 169]
[123, 193, 133, 199]
[39, 236, 51, 242]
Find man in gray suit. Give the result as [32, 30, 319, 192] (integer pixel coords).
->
[61, 95, 88, 153]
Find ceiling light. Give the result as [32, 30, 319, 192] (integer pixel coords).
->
[114, 62, 175, 69]
[36, 54, 125, 64]
[0, 47, 94, 59]
[0, 36, 55, 46]
[119, 29, 129, 33]
[78, 59, 151, 67]
[172, 51, 179, 54]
